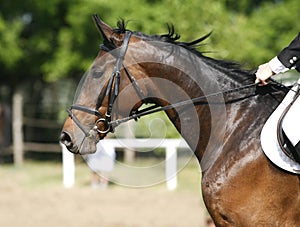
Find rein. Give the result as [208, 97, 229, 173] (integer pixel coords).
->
[109, 82, 258, 128]
[108, 78, 289, 128]
[67, 31, 287, 138]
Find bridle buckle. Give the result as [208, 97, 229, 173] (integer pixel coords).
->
[95, 118, 111, 134]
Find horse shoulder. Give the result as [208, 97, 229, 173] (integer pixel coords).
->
[201, 145, 300, 226]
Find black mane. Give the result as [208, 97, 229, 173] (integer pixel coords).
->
[112, 19, 250, 77]
[114, 19, 212, 51]
[111, 19, 287, 92]
[113, 19, 181, 43]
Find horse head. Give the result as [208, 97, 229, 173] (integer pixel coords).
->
[60, 16, 183, 154]
[60, 16, 145, 154]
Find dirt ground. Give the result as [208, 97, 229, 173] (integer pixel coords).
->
[0, 186, 211, 227]
[0, 161, 212, 227]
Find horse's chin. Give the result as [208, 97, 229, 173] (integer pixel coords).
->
[79, 137, 98, 155]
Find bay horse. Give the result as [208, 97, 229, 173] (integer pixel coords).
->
[60, 15, 300, 226]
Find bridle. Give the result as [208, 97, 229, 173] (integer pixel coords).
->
[67, 30, 287, 139]
[67, 31, 145, 137]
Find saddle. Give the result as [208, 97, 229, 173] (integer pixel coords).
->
[261, 79, 300, 174]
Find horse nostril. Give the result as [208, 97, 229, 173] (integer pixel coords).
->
[60, 131, 73, 149]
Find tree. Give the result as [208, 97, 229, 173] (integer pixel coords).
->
[0, 0, 299, 151]
[211, 0, 300, 68]
[2, 0, 300, 86]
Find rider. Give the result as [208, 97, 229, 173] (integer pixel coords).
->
[255, 33, 300, 84]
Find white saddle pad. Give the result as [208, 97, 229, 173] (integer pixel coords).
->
[261, 81, 300, 174]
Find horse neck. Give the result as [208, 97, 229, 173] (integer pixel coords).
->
[141, 47, 286, 163]
[140, 50, 233, 158]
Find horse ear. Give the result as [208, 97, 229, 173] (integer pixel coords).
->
[92, 14, 121, 45]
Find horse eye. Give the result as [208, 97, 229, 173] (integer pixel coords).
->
[92, 70, 103, 78]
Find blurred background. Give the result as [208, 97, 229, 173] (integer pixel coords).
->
[0, 0, 300, 226]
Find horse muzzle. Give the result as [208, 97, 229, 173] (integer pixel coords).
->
[60, 131, 80, 154]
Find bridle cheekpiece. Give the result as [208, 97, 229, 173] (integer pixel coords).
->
[67, 31, 136, 137]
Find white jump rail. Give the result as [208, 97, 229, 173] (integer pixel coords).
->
[61, 138, 190, 190]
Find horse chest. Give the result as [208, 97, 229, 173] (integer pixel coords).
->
[200, 148, 260, 220]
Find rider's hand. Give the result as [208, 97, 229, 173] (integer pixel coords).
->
[255, 63, 275, 86]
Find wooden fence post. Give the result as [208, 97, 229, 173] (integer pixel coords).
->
[12, 90, 24, 166]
